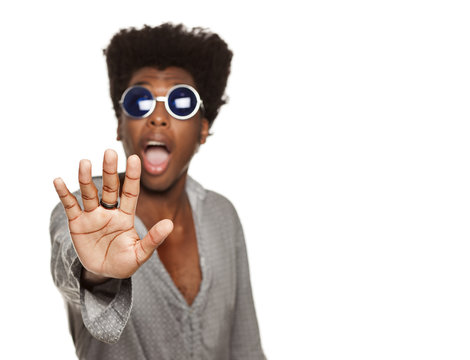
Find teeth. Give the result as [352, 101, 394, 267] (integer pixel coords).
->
[147, 141, 166, 146]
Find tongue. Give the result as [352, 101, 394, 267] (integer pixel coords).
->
[146, 147, 169, 166]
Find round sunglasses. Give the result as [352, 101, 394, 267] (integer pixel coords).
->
[119, 84, 203, 120]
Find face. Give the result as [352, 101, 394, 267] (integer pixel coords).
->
[117, 66, 209, 192]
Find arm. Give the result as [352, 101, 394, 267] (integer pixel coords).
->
[50, 200, 85, 306]
[230, 217, 266, 360]
[50, 185, 133, 344]
[50, 150, 172, 343]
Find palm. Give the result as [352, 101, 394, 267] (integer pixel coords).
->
[69, 207, 141, 278]
[54, 150, 172, 280]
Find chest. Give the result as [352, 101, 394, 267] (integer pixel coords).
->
[157, 229, 202, 306]
[138, 212, 202, 306]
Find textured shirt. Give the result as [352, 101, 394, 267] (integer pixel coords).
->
[50, 176, 265, 360]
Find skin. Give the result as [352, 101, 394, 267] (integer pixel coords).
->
[54, 66, 209, 305]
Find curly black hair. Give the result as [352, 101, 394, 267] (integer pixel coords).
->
[103, 23, 233, 127]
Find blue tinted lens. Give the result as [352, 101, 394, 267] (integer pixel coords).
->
[167, 86, 198, 118]
[122, 86, 154, 118]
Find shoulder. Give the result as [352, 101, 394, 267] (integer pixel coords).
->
[187, 176, 239, 216]
[186, 176, 243, 232]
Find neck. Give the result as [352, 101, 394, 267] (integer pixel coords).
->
[136, 172, 190, 222]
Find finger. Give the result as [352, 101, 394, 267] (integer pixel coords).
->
[101, 149, 119, 206]
[136, 219, 173, 264]
[119, 155, 141, 215]
[53, 178, 82, 221]
[79, 159, 99, 212]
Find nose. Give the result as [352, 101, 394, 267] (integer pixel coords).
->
[147, 102, 170, 128]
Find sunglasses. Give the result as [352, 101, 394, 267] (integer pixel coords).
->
[120, 84, 203, 120]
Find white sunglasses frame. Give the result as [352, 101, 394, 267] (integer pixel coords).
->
[119, 84, 203, 120]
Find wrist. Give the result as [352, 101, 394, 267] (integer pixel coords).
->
[80, 268, 111, 290]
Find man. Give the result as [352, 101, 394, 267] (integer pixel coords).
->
[50, 23, 265, 359]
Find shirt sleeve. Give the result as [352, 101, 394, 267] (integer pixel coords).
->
[49, 189, 133, 344]
[230, 215, 266, 360]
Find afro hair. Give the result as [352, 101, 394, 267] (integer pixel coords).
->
[103, 23, 233, 127]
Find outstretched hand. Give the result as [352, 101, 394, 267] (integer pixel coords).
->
[53, 149, 173, 280]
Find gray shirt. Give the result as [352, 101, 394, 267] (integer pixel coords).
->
[50, 176, 265, 360]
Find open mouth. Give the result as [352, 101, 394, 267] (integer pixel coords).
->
[143, 141, 171, 174]
[145, 141, 170, 165]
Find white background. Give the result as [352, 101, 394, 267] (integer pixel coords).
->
[1, 0, 469, 359]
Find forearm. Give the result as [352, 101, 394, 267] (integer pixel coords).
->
[50, 196, 133, 344]
[50, 202, 82, 304]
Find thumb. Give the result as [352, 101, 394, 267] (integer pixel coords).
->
[136, 219, 173, 264]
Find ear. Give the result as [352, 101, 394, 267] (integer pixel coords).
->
[199, 118, 209, 144]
